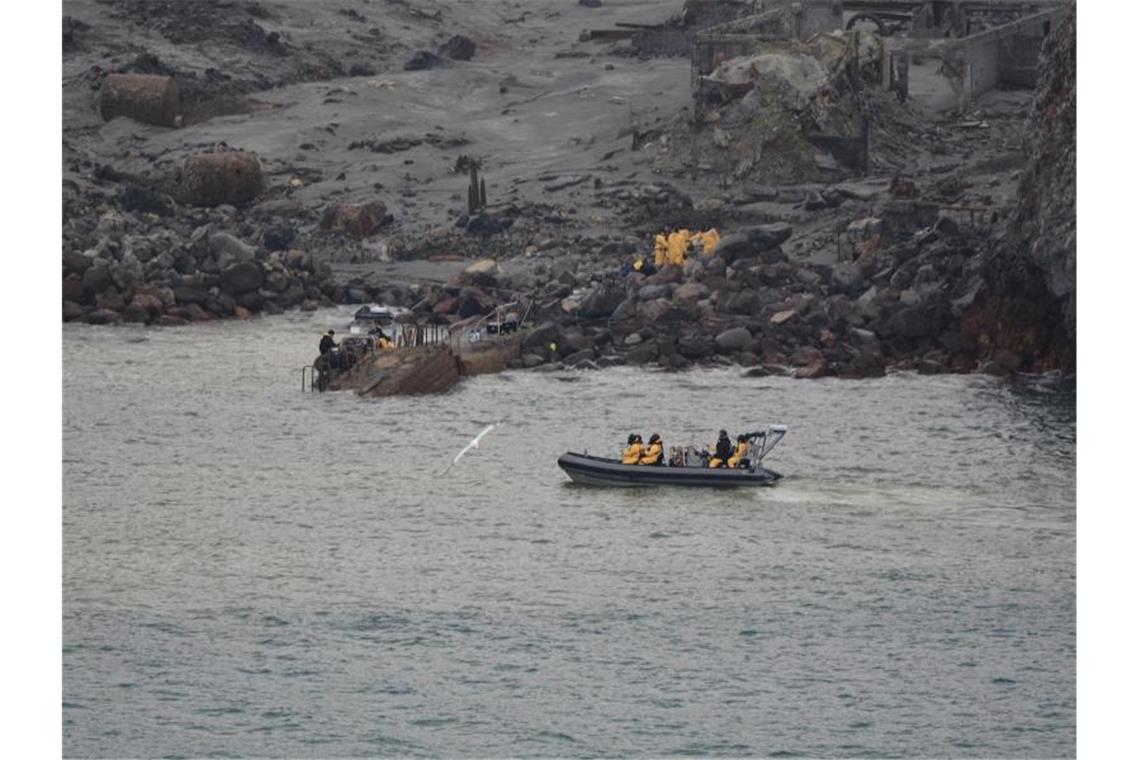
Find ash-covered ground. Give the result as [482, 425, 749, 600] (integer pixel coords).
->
[62, 0, 1075, 377]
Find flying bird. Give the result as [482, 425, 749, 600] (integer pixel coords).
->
[443, 423, 499, 474]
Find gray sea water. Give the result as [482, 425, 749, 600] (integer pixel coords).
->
[63, 307, 1076, 759]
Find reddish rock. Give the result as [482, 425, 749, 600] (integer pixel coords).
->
[790, 346, 824, 366]
[433, 297, 459, 315]
[795, 360, 828, 379]
[320, 200, 388, 238]
[673, 282, 710, 302]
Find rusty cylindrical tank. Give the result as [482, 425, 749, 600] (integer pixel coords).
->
[99, 74, 179, 127]
[179, 151, 263, 207]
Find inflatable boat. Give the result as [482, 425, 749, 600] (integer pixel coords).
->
[558, 425, 787, 488]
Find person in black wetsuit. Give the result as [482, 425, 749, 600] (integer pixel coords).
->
[319, 330, 336, 355]
[707, 429, 734, 468]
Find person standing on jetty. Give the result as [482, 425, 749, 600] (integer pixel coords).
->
[319, 330, 336, 355]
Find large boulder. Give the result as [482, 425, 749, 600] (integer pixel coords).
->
[63, 252, 93, 277]
[84, 308, 123, 325]
[749, 223, 793, 250]
[720, 290, 758, 315]
[209, 232, 257, 266]
[673, 282, 710, 302]
[457, 288, 493, 318]
[891, 307, 933, 339]
[578, 280, 627, 318]
[611, 296, 638, 322]
[677, 335, 715, 359]
[715, 326, 752, 354]
[637, 298, 671, 324]
[790, 345, 824, 366]
[220, 261, 264, 295]
[440, 34, 476, 61]
[82, 264, 113, 296]
[638, 283, 671, 301]
[63, 300, 85, 321]
[405, 50, 446, 71]
[714, 232, 752, 262]
[523, 321, 559, 350]
[716, 223, 793, 264]
[625, 341, 659, 365]
[62, 275, 86, 304]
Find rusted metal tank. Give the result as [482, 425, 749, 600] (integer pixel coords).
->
[179, 151, 263, 207]
[100, 74, 179, 127]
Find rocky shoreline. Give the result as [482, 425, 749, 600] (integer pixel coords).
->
[62, 0, 1076, 380]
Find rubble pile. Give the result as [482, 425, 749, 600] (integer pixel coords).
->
[655, 33, 880, 184]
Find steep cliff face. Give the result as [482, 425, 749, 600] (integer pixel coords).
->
[969, 9, 1076, 373]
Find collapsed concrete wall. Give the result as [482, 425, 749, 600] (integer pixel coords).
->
[882, 5, 1069, 110]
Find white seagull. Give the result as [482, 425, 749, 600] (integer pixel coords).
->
[443, 423, 499, 474]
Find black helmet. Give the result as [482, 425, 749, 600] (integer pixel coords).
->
[328, 329, 335, 335]
[737, 433, 748, 441]
[628, 433, 638, 445]
[649, 433, 661, 443]
[719, 429, 728, 438]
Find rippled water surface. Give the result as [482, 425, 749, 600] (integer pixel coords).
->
[63, 308, 1076, 758]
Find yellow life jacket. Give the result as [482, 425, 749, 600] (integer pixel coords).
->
[639, 442, 663, 465]
[653, 234, 668, 268]
[700, 228, 720, 255]
[728, 441, 749, 468]
[377, 337, 394, 350]
[667, 230, 691, 266]
[621, 442, 643, 465]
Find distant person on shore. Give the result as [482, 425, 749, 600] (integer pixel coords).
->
[653, 231, 669, 268]
[319, 330, 337, 355]
[639, 433, 664, 465]
[370, 326, 394, 350]
[621, 433, 644, 464]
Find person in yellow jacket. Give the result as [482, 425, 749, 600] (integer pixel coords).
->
[653, 233, 669, 268]
[371, 326, 395, 350]
[621, 433, 644, 464]
[693, 227, 720, 256]
[727, 433, 750, 468]
[639, 433, 664, 465]
[666, 228, 692, 267]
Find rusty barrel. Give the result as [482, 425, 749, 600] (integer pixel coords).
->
[179, 151, 263, 207]
[100, 74, 179, 127]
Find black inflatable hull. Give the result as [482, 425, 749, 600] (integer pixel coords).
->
[557, 452, 782, 488]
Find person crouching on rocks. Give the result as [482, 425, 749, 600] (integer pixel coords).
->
[621, 433, 644, 464]
[639, 433, 664, 465]
[319, 329, 337, 355]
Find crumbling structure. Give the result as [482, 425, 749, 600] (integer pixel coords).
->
[661, 0, 1072, 183]
[687, 1, 1071, 114]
